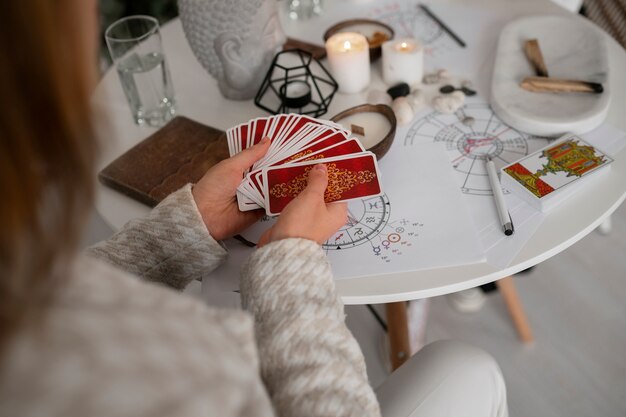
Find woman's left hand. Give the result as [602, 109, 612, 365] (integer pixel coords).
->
[192, 138, 271, 241]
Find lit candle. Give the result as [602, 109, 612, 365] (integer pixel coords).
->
[279, 80, 311, 109]
[382, 38, 424, 86]
[325, 32, 370, 94]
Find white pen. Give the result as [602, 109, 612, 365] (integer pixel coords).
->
[485, 156, 514, 236]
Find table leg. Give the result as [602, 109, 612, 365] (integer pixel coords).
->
[385, 302, 411, 370]
[496, 276, 534, 343]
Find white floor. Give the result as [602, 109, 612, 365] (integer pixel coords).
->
[346, 201, 626, 417]
[85, 202, 626, 417]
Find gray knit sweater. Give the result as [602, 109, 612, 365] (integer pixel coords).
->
[0, 185, 380, 417]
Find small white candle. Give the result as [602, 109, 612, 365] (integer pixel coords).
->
[382, 38, 424, 86]
[337, 112, 391, 149]
[325, 32, 371, 94]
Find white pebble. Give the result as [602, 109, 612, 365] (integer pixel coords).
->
[367, 90, 392, 106]
[432, 91, 465, 114]
[437, 69, 450, 79]
[407, 89, 426, 112]
[422, 73, 440, 84]
[392, 97, 415, 125]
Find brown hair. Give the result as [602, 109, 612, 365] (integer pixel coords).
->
[0, 1, 98, 346]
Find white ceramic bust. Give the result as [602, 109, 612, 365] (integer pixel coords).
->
[178, 0, 286, 100]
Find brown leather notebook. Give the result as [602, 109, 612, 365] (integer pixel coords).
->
[99, 116, 229, 207]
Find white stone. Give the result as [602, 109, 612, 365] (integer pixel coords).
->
[437, 69, 450, 79]
[407, 89, 426, 112]
[432, 91, 465, 114]
[422, 72, 440, 84]
[392, 97, 415, 125]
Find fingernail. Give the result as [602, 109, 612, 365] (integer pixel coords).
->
[315, 164, 327, 172]
[260, 137, 270, 144]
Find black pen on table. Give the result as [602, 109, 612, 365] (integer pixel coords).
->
[485, 156, 514, 236]
[418, 4, 467, 48]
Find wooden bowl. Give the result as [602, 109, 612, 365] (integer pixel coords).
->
[331, 104, 396, 160]
[323, 19, 394, 62]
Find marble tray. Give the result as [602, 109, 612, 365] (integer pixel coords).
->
[491, 15, 610, 137]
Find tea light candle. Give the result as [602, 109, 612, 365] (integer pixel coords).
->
[337, 112, 392, 149]
[325, 32, 370, 94]
[382, 38, 424, 86]
[279, 80, 311, 108]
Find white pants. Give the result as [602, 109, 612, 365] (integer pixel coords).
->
[376, 340, 508, 417]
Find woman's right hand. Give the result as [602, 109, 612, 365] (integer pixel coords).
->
[257, 164, 347, 247]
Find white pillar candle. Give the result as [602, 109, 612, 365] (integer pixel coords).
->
[336, 112, 392, 149]
[382, 38, 424, 86]
[325, 32, 371, 94]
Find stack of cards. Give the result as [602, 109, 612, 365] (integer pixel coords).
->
[500, 133, 613, 211]
[227, 114, 383, 215]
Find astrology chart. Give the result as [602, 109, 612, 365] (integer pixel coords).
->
[404, 100, 552, 196]
[237, 194, 422, 265]
[366, 1, 462, 59]
[208, 142, 485, 284]
[323, 194, 423, 264]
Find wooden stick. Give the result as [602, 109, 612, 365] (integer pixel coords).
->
[524, 39, 549, 77]
[520, 76, 604, 94]
[496, 276, 534, 343]
[385, 302, 411, 370]
[283, 37, 326, 60]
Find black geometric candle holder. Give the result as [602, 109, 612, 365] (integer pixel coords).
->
[254, 49, 338, 117]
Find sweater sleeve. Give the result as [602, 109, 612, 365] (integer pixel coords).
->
[240, 238, 381, 417]
[86, 184, 227, 289]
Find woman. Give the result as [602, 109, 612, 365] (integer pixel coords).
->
[0, 1, 508, 416]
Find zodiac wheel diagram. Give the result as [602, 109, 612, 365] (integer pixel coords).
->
[368, 2, 459, 57]
[323, 195, 422, 263]
[323, 195, 391, 250]
[404, 102, 552, 196]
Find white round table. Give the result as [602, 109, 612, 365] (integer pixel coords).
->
[93, 0, 626, 305]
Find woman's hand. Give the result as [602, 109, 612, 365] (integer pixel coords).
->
[258, 164, 347, 247]
[192, 138, 271, 241]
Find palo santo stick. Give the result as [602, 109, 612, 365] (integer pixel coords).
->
[520, 76, 604, 94]
[524, 39, 549, 77]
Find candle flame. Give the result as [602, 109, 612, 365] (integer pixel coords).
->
[394, 40, 415, 52]
[343, 40, 352, 51]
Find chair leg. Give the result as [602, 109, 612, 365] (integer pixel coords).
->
[496, 276, 534, 343]
[385, 302, 411, 370]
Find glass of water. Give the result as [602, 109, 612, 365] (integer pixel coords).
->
[105, 16, 175, 127]
[286, 0, 324, 20]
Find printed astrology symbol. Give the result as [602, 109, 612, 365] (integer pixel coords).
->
[369, 202, 380, 209]
[388, 233, 401, 243]
[354, 228, 364, 236]
[365, 216, 376, 223]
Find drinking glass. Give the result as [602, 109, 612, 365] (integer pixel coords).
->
[105, 16, 175, 127]
[286, 0, 324, 20]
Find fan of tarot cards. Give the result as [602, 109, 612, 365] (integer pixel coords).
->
[227, 114, 383, 216]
